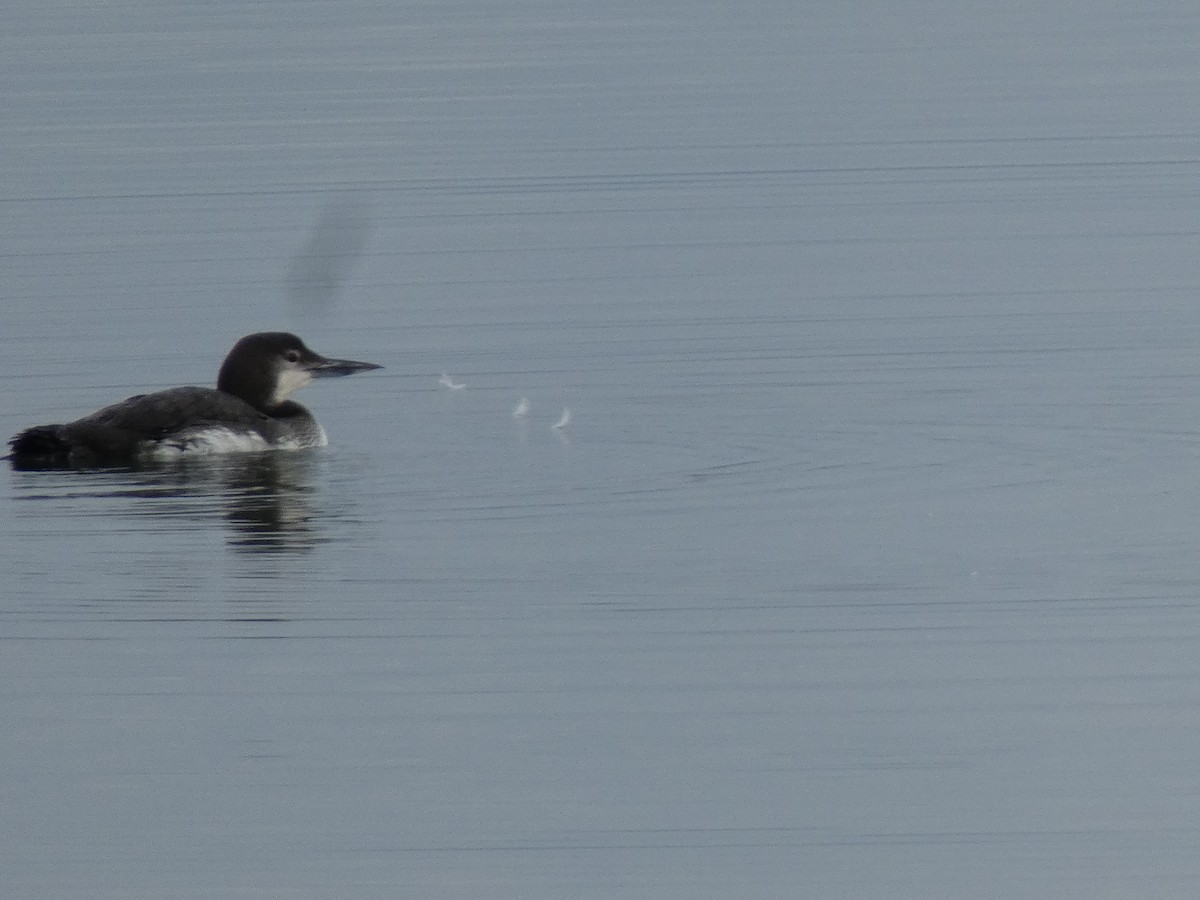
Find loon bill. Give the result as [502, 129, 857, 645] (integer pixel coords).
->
[7, 332, 382, 469]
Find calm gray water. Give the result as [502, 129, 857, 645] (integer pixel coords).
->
[4, 2, 1200, 897]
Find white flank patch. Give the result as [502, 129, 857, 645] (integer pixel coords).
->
[144, 425, 326, 460]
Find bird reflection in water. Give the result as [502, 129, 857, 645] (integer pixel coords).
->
[213, 452, 325, 554]
[13, 451, 329, 555]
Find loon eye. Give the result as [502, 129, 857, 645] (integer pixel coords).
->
[284, 349, 301, 363]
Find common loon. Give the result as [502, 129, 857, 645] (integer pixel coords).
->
[7, 332, 381, 469]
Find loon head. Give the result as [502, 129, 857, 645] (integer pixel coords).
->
[216, 332, 382, 412]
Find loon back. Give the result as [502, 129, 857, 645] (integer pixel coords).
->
[8, 387, 318, 468]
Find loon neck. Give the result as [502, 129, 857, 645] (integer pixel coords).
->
[263, 399, 312, 419]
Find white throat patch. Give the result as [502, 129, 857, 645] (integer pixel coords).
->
[270, 367, 315, 405]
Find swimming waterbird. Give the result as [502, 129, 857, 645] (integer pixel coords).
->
[7, 332, 381, 469]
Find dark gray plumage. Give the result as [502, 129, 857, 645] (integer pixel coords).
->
[8, 332, 381, 469]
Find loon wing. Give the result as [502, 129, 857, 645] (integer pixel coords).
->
[69, 387, 268, 440]
[37, 386, 271, 461]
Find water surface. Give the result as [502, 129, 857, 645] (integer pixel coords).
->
[3, 2, 1200, 898]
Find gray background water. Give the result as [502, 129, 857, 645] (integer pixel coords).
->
[3, 2, 1200, 897]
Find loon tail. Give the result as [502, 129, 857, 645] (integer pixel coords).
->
[8, 425, 71, 468]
